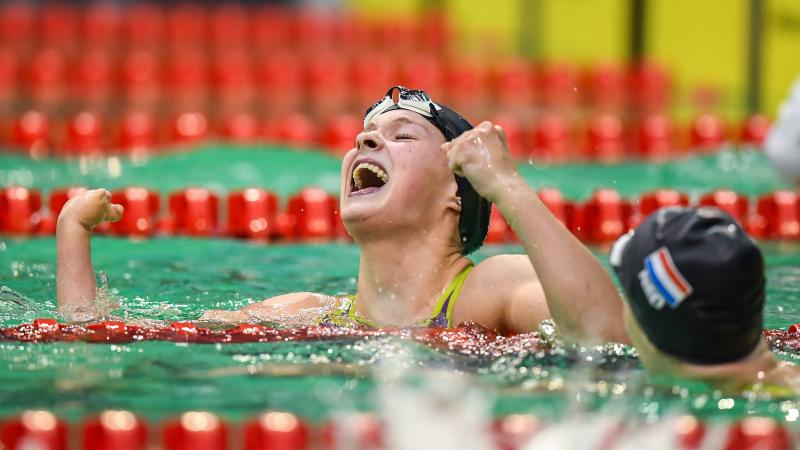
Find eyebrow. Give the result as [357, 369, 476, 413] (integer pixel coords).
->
[365, 116, 428, 133]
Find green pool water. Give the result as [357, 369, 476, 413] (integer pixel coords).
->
[0, 147, 798, 426]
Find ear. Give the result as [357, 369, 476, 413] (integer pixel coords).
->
[445, 177, 461, 214]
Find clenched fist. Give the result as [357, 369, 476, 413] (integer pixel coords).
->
[57, 188, 124, 232]
[442, 121, 525, 203]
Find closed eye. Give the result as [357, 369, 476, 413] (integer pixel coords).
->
[395, 134, 415, 140]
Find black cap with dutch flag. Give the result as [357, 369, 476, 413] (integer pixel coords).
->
[609, 207, 766, 365]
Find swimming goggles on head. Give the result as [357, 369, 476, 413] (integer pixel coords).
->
[363, 86, 444, 129]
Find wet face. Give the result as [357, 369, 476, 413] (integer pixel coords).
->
[340, 110, 460, 242]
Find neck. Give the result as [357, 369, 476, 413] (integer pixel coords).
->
[673, 340, 783, 392]
[355, 231, 470, 327]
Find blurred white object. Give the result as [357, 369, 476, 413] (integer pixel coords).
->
[766, 78, 800, 185]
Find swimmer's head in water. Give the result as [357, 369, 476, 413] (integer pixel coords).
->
[344, 86, 491, 254]
[610, 207, 765, 365]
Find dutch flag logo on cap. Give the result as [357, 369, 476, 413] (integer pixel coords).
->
[640, 247, 694, 309]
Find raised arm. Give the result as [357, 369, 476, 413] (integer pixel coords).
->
[444, 122, 627, 343]
[57, 189, 123, 320]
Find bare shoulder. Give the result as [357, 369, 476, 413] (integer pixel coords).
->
[453, 254, 547, 332]
[470, 254, 539, 286]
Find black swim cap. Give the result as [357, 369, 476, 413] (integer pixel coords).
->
[609, 207, 765, 365]
[364, 87, 491, 255]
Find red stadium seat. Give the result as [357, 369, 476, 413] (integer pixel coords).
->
[165, 51, 210, 109]
[586, 113, 627, 163]
[398, 53, 444, 99]
[351, 52, 398, 105]
[163, 412, 228, 450]
[171, 112, 210, 145]
[83, 3, 123, 47]
[288, 188, 335, 240]
[724, 418, 790, 450]
[634, 113, 675, 160]
[49, 187, 88, 219]
[213, 50, 256, 111]
[689, 113, 727, 152]
[638, 189, 690, 217]
[585, 62, 628, 110]
[12, 111, 51, 158]
[166, 3, 208, 49]
[0, 48, 20, 105]
[444, 59, 491, 116]
[321, 114, 361, 156]
[26, 48, 67, 108]
[493, 58, 535, 110]
[740, 114, 770, 148]
[257, 51, 305, 115]
[65, 111, 106, 155]
[72, 49, 116, 107]
[490, 114, 526, 159]
[263, 113, 316, 149]
[577, 189, 632, 243]
[0, 2, 36, 47]
[492, 415, 542, 450]
[40, 3, 80, 49]
[754, 191, 800, 240]
[244, 411, 309, 450]
[110, 188, 161, 237]
[168, 189, 219, 236]
[125, 3, 166, 48]
[120, 50, 162, 108]
[306, 51, 352, 115]
[227, 189, 279, 240]
[220, 112, 262, 144]
[373, 19, 418, 52]
[485, 205, 510, 243]
[117, 111, 159, 152]
[698, 190, 749, 224]
[292, 9, 337, 50]
[0, 187, 42, 235]
[631, 189, 690, 229]
[531, 114, 574, 162]
[631, 60, 671, 112]
[83, 411, 147, 450]
[672, 416, 706, 450]
[210, 3, 251, 51]
[536, 62, 580, 109]
[0, 411, 67, 450]
[252, 6, 292, 52]
[323, 414, 383, 450]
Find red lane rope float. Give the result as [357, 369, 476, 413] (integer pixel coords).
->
[1, 319, 798, 360]
[1, 319, 545, 350]
[4, 186, 800, 244]
[0, 410, 795, 450]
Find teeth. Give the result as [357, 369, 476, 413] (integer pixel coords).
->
[353, 162, 389, 190]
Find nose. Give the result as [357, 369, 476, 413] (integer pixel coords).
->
[356, 130, 383, 151]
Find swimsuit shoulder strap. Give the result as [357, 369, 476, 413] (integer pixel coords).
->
[427, 264, 474, 328]
[318, 295, 365, 327]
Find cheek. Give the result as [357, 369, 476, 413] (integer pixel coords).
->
[340, 149, 357, 176]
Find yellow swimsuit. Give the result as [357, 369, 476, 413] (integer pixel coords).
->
[319, 265, 474, 329]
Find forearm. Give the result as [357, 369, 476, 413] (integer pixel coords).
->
[56, 220, 99, 317]
[494, 176, 627, 342]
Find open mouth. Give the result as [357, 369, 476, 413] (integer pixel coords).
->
[350, 159, 389, 196]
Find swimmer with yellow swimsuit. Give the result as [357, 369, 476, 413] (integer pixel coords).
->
[56, 86, 627, 342]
